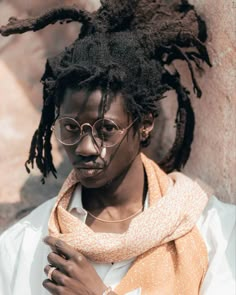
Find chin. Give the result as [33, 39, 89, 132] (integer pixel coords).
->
[76, 169, 111, 189]
[79, 178, 111, 189]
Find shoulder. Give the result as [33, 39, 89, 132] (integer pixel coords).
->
[197, 195, 235, 255]
[0, 197, 57, 294]
[197, 196, 236, 295]
[197, 195, 236, 243]
[0, 196, 57, 252]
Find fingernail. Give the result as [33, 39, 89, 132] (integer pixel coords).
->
[43, 236, 48, 243]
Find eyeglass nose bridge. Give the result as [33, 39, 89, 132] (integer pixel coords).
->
[79, 122, 93, 135]
[78, 122, 101, 148]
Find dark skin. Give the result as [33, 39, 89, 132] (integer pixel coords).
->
[43, 236, 110, 295]
[43, 87, 154, 294]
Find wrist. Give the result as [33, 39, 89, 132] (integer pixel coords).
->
[102, 286, 112, 295]
[102, 286, 118, 295]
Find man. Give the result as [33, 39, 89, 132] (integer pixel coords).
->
[0, 1, 235, 294]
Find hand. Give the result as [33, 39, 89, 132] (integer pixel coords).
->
[43, 236, 109, 295]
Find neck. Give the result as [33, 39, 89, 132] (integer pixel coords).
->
[82, 154, 146, 212]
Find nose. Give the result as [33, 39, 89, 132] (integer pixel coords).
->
[75, 133, 100, 157]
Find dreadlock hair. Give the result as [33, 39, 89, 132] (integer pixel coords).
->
[0, 0, 211, 183]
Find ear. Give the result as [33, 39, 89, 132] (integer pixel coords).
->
[139, 114, 154, 142]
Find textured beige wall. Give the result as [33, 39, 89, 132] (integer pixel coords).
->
[146, 0, 236, 204]
[0, 0, 100, 231]
[0, 0, 235, 231]
[180, 0, 236, 203]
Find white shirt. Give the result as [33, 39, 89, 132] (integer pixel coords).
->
[0, 186, 235, 295]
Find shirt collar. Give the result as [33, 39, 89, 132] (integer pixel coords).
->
[68, 184, 149, 223]
[68, 184, 83, 211]
[68, 185, 88, 222]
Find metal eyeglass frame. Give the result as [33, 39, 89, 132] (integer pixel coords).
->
[51, 117, 138, 147]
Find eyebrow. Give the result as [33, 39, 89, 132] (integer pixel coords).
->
[58, 114, 128, 127]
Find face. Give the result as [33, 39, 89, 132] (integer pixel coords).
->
[59, 87, 141, 189]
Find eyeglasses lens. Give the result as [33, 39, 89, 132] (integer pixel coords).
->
[54, 118, 123, 147]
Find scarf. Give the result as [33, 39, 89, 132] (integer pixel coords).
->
[48, 154, 209, 294]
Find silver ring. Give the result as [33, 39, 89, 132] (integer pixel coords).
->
[48, 266, 57, 281]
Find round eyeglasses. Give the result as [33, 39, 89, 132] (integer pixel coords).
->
[52, 117, 137, 147]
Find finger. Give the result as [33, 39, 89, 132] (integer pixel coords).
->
[44, 236, 58, 250]
[43, 236, 58, 252]
[44, 265, 57, 280]
[44, 236, 71, 257]
[44, 265, 70, 286]
[43, 279, 66, 294]
[44, 237, 68, 259]
[47, 252, 67, 270]
[46, 252, 87, 280]
[46, 252, 84, 278]
[44, 236, 84, 262]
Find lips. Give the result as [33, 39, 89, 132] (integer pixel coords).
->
[73, 162, 104, 178]
[75, 164, 104, 170]
[77, 167, 103, 178]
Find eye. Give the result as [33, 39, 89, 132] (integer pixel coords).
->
[102, 123, 117, 133]
[64, 123, 80, 132]
[95, 119, 119, 138]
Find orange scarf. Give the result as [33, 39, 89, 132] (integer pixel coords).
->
[48, 154, 209, 294]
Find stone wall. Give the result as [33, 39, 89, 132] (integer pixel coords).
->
[179, 0, 236, 203]
[0, 0, 100, 231]
[0, 0, 235, 232]
[147, 0, 236, 204]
